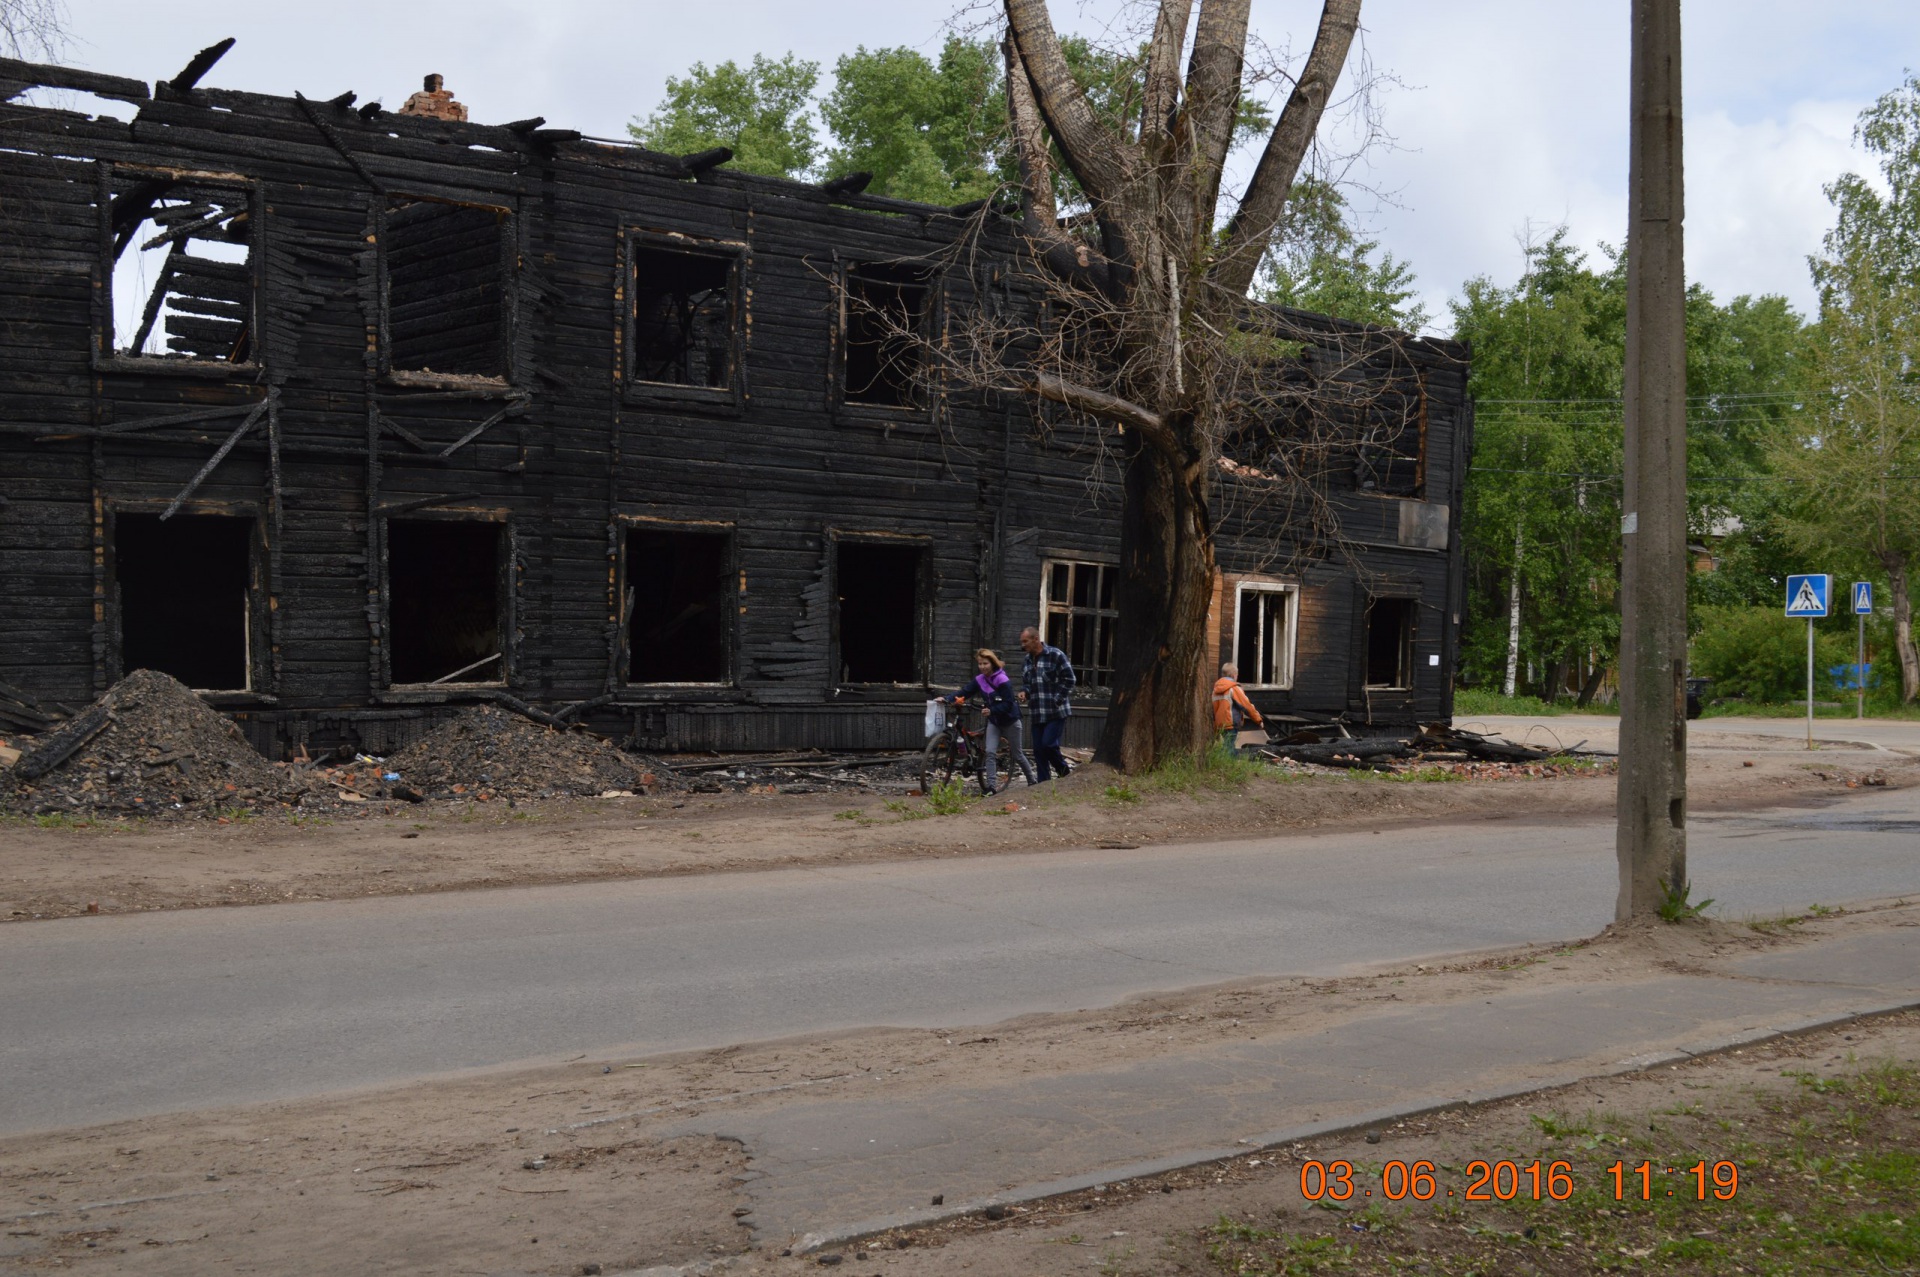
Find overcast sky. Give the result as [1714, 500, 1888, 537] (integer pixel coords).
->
[45, 0, 1920, 331]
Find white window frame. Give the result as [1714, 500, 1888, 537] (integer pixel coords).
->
[1039, 559, 1117, 689]
[1232, 581, 1300, 691]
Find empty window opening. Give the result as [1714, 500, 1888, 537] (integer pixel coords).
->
[1364, 597, 1416, 690]
[626, 528, 731, 683]
[1235, 587, 1297, 689]
[385, 198, 508, 378]
[1041, 560, 1116, 689]
[842, 264, 931, 407]
[836, 542, 925, 684]
[108, 178, 255, 363]
[116, 513, 252, 691]
[388, 520, 502, 685]
[631, 244, 737, 389]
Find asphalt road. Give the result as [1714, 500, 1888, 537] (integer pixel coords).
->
[4, 779, 1918, 1137]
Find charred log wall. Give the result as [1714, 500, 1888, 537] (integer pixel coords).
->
[0, 54, 1468, 756]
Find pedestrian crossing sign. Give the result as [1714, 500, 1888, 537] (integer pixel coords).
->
[1855, 581, 1874, 614]
[1785, 574, 1831, 618]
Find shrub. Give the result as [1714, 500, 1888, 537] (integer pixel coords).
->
[1690, 606, 1852, 703]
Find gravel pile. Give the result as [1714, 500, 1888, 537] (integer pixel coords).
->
[0, 669, 302, 816]
[384, 705, 653, 802]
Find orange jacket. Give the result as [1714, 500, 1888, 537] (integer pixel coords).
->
[1211, 677, 1262, 731]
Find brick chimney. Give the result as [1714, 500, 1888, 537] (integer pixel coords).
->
[399, 73, 468, 122]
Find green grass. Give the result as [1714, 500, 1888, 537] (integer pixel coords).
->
[1454, 688, 1617, 718]
[1147, 740, 1267, 794]
[926, 778, 971, 815]
[1192, 1057, 1920, 1276]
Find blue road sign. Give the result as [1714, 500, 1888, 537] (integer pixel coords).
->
[1786, 574, 1831, 618]
[1855, 581, 1874, 614]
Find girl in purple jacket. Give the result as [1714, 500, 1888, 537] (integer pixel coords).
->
[940, 648, 1035, 794]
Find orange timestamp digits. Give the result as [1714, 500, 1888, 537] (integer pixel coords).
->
[1608, 1159, 1740, 1201]
[1296, 1159, 1740, 1203]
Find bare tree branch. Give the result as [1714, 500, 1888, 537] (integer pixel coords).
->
[1004, 0, 1140, 205]
[1140, 0, 1193, 150]
[0, 0, 65, 59]
[1003, 34, 1059, 230]
[1179, 0, 1252, 216]
[1025, 371, 1171, 444]
[1210, 0, 1361, 296]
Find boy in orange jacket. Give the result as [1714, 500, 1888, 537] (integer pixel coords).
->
[1212, 662, 1264, 749]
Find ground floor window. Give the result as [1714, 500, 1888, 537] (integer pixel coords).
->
[834, 540, 926, 684]
[1234, 584, 1298, 689]
[1364, 596, 1416, 690]
[115, 512, 253, 691]
[626, 526, 732, 683]
[1040, 560, 1116, 688]
[387, 519, 504, 686]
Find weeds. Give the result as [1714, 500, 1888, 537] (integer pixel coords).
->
[1148, 740, 1264, 795]
[882, 798, 930, 822]
[1658, 878, 1716, 923]
[926, 778, 970, 815]
[1105, 780, 1141, 804]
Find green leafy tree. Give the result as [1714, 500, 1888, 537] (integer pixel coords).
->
[1453, 230, 1808, 703]
[1452, 231, 1626, 703]
[821, 39, 1008, 204]
[1765, 74, 1920, 700]
[1256, 179, 1427, 331]
[629, 54, 821, 179]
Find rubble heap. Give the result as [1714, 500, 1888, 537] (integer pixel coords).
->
[0, 670, 299, 816]
[384, 705, 652, 802]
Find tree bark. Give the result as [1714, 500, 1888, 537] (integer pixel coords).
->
[1097, 416, 1218, 772]
[1882, 550, 1920, 702]
[1210, 0, 1361, 296]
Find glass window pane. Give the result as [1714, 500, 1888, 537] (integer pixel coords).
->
[1097, 564, 1115, 610]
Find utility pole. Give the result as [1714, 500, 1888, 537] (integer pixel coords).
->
[1616, 0, 1688, 920]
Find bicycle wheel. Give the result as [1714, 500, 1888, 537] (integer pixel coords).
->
[920, 733, 956, 793]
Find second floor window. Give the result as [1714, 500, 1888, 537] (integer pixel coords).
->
[382, 196, 512, 381]
[841, 262, 933, 409]
[104, 170, 258, 366]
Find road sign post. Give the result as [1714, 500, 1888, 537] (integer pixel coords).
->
[1854, 582, 1874, 720]
[1786, 574, 1831, 747]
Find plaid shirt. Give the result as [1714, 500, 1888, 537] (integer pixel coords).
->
[1021, 643, 1077, 722]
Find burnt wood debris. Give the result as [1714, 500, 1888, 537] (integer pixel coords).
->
[0, 43, 1471, 761]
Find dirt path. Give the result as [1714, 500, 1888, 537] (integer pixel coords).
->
[2, 752, 1909, 923]
[1, 903, 1912, 1275]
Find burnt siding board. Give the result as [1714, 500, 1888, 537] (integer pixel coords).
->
[0, 67, 1467, 752]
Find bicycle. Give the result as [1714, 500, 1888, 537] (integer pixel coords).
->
[920, 697, 1012, 796]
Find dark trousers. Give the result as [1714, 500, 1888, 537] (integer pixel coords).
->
[1033, 716, 1070, 781]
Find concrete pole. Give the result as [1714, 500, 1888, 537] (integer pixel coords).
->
[1616, 0, 1689, 921]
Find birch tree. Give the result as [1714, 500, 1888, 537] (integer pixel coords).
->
[1766, 75, 1920, 704]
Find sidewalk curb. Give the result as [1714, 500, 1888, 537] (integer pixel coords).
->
[768, 991, 1920, 1258]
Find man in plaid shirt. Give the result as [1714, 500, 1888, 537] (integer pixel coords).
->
[1018, 625, 1076, 782]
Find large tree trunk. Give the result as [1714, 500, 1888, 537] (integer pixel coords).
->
[1097, 416, 1217, 772]
[1882, 551, 1920, 703]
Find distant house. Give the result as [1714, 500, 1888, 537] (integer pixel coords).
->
[0, 48, 1471, 757]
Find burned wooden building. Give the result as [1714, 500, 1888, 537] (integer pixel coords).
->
[0, 46, 1471, 758]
